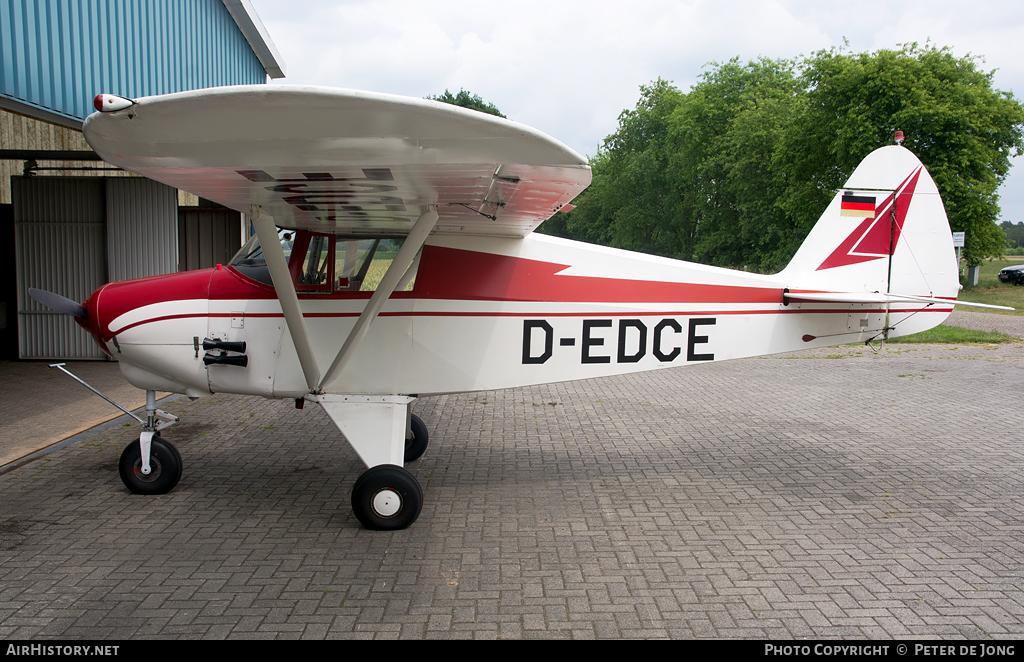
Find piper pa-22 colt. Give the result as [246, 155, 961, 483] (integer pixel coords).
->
[32, 85, 1005, 530]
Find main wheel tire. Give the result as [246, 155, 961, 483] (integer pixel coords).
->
[404, 414, 429, 462]
[351, 464, 423, 530]
[118, 436, 182, 495]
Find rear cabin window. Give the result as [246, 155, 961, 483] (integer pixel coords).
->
[336, 237, 416, 292]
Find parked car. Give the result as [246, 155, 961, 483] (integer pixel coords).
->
[997, 264, 1024, 285]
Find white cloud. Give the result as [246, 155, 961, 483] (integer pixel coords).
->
[250, 0, 1024, 220]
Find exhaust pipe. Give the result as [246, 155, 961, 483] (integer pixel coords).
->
[202, 338, 246, 353]
[203, 353, 248, 367]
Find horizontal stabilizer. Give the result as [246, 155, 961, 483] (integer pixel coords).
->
[787, 291, 1013, 310]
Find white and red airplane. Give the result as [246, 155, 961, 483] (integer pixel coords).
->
[31, 85, 1006, 530]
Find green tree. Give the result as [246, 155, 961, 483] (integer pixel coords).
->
[547, 45, 1024, 271]
[671, 58, 804, 270]
[1001, 220, 1024, 249]
[544, 63, 807, 271]
[540, 80, 691, 258]
[795, 43, 1024, 266]
[428, 89, 506, 118]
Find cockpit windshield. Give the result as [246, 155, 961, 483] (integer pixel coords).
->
[228, 229, 295, 286]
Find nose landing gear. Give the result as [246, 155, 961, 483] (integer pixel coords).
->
[117, 390, 182, 494]
[49, 365, 182, 495]
[118, 434, 182, 495]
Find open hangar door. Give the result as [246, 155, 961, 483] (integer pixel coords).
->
[14, 177, 177, 360]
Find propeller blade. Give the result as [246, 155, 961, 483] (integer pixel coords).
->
[28, 288, 87, 318]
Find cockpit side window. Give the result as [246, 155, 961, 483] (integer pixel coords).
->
[294, 232, 332, 291]
[228, 229, 420, 294]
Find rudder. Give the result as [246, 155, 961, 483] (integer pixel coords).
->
[779, 145, 959, 337]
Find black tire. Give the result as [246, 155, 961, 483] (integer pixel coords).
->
[118, 436, 182, 495]
[404, 414, 429, 462]
[351, 464, 423, 530]
[163, 436, 184, 483]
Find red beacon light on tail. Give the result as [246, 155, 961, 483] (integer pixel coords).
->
[894, 130, 905, 145]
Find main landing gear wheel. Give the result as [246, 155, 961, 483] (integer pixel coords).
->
[351, 464, 423, 530]
[404, 414, 429, 462]
[118, 436, 182, 495]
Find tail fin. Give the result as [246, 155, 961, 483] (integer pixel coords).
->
[779, 145, 961, 338]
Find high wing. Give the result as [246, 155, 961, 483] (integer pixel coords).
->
[85, 85, 591, 395]
[83, 85, 591, 237]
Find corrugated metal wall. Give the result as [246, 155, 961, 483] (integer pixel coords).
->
[14, 177, 107, 359]
[178, 207, 242, 271]
[0, 0, 268, 125]
[106, 178, 177, 281]
[3, 0, 270, 360]
[14, 176, 178, 359]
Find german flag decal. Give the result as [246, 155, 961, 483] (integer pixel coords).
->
[840, 193, 875, 218]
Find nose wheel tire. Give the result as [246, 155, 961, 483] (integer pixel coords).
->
[404, 414, 429, 462]
[351, 465, 423, 530]
[118, 436, 182, 495]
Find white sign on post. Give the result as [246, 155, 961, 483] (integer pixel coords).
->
[952, 232, 965, 248]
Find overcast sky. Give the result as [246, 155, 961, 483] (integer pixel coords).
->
[248, 0, 1024, 223]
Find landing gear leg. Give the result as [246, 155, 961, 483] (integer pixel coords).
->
[316, 395, 426, 530]
[118, 390, 182, 494]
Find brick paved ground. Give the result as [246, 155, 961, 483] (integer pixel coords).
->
[1, 342, 1023, 639]
[0, 360, 163, 466]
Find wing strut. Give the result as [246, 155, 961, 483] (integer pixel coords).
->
[249, 206, 322, 391]
[318, 208, 438, 392]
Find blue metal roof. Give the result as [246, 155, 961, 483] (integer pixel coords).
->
[1, 0, 282, 127]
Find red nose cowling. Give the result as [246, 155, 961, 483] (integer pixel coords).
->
[74, 265, 276, 357]
[76, 270, 216, 356]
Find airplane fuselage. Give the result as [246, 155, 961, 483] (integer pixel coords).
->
[82, 232, 950, 400]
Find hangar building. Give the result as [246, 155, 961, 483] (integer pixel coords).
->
[0, 0, 285, 359]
